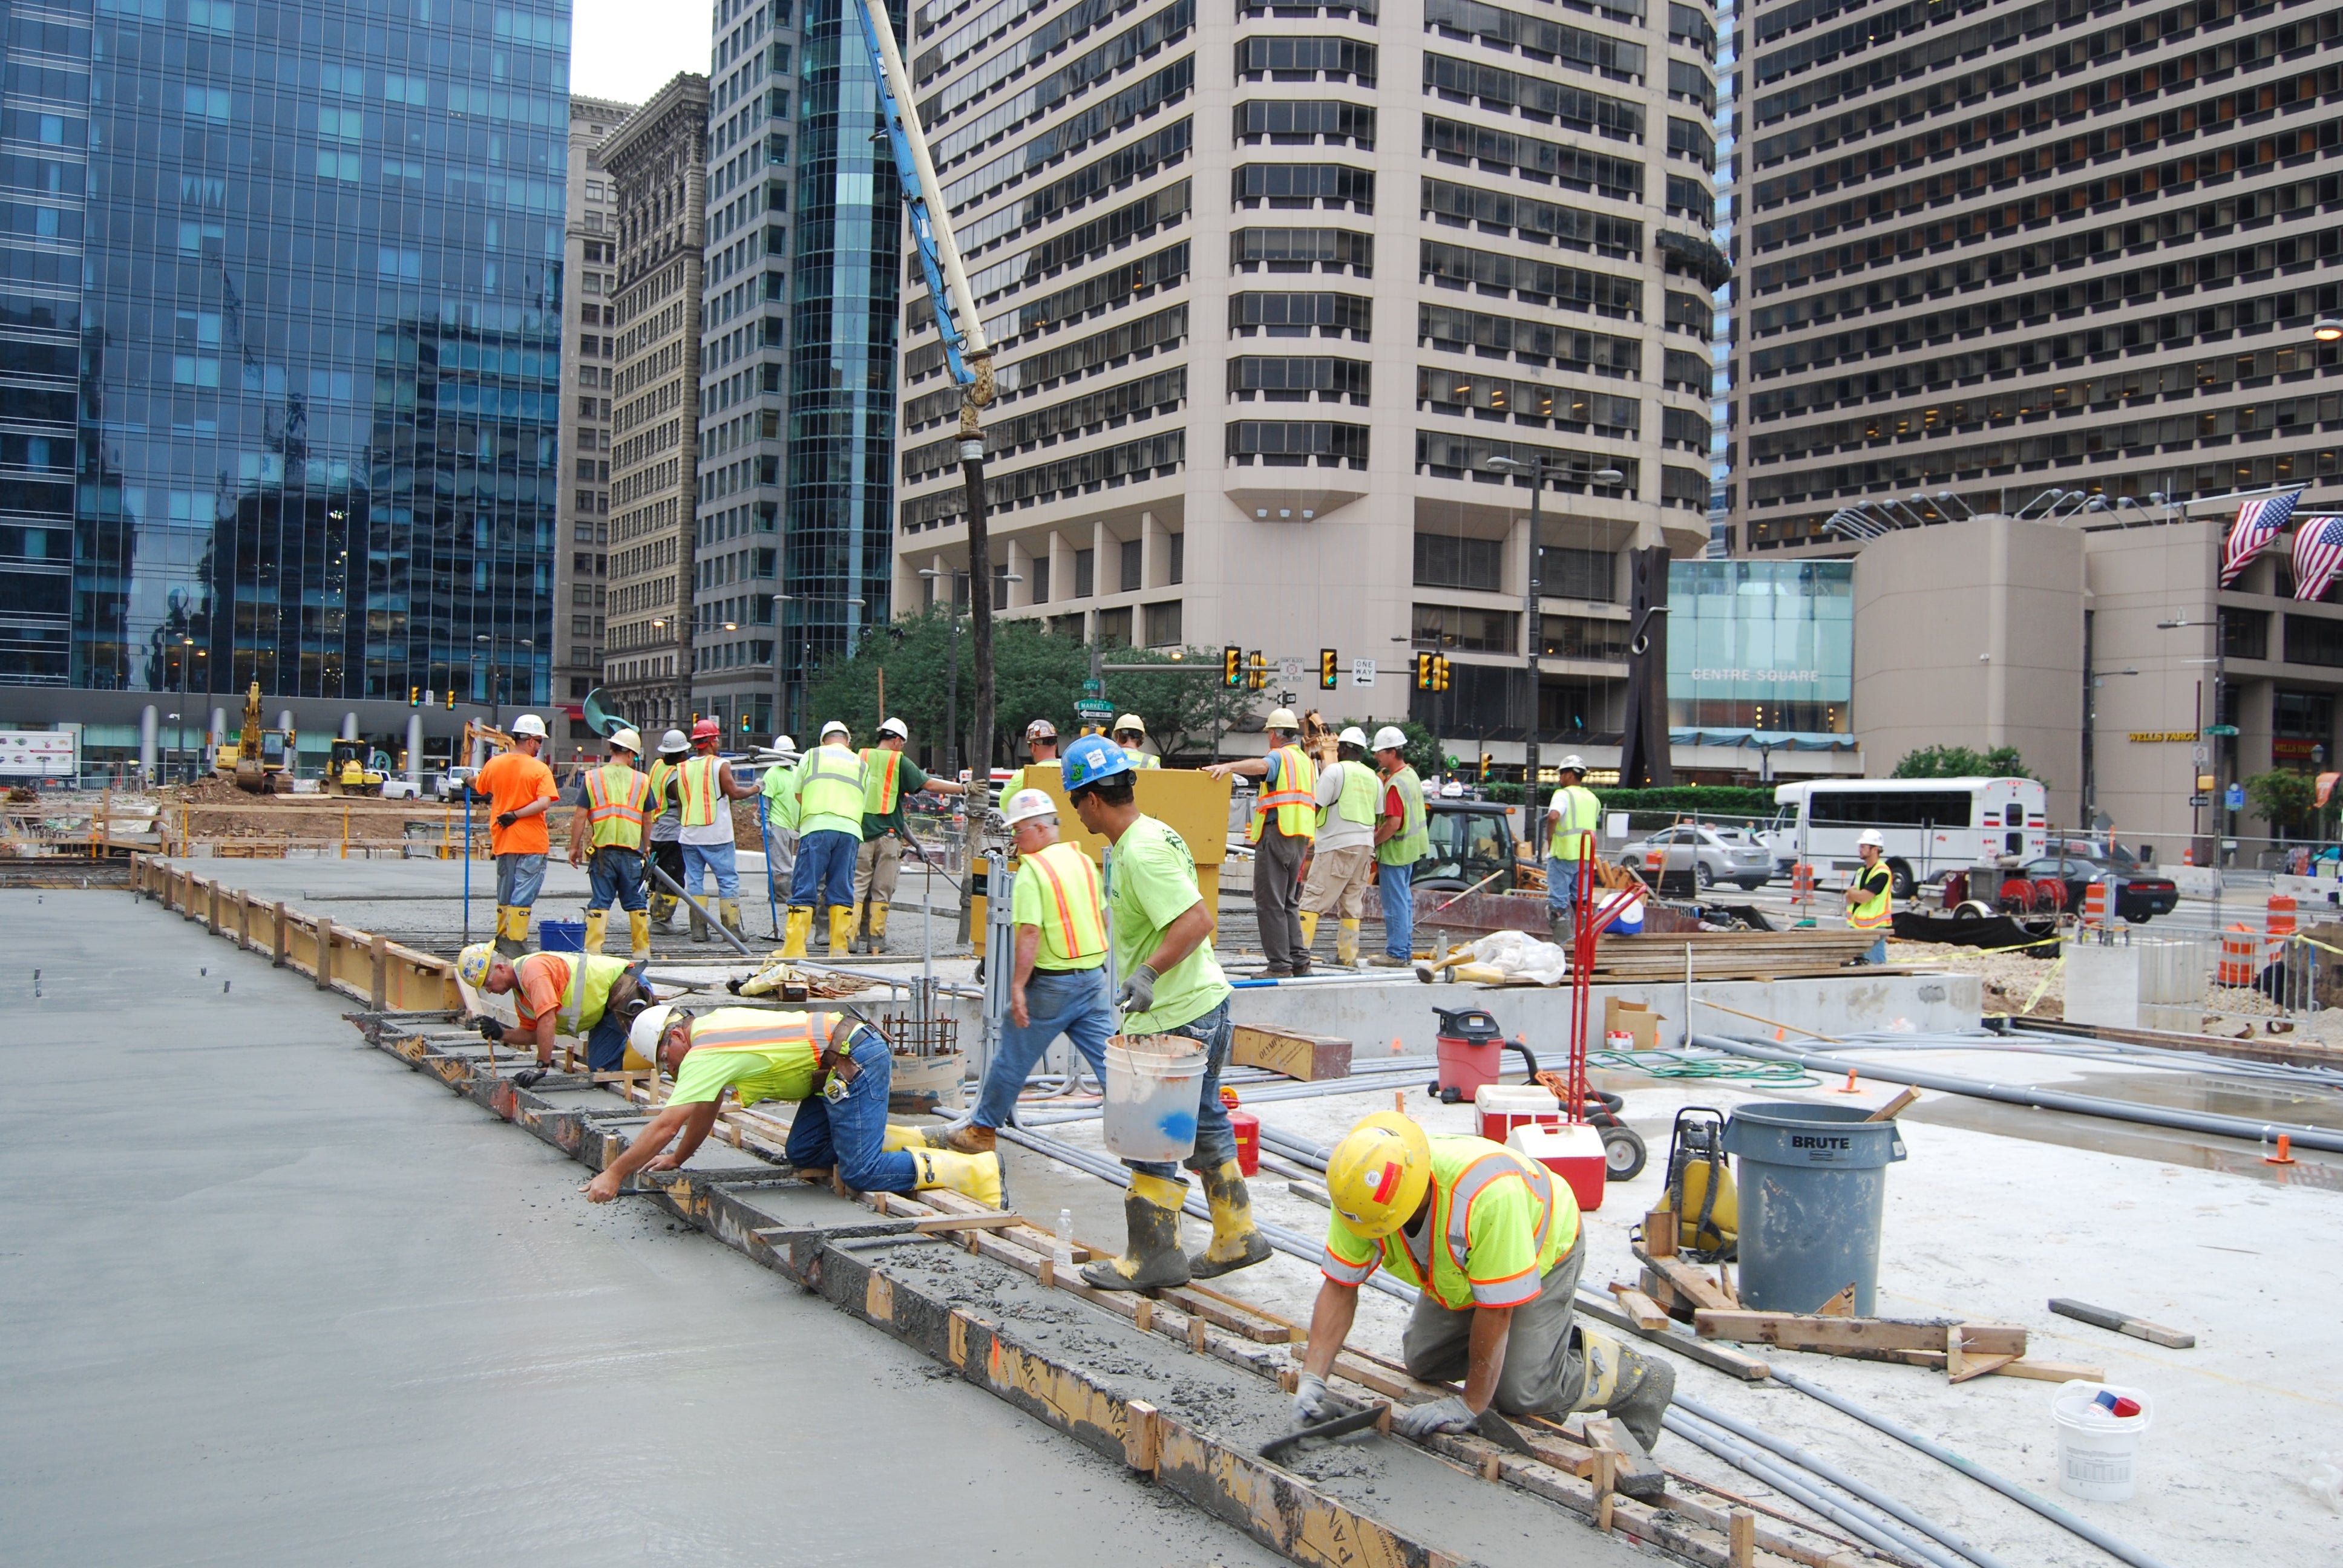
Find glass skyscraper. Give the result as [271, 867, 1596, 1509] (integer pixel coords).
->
[1, 0, 568, 709]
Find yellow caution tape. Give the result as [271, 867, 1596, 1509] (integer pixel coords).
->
[2019, 955, 2064, 1015]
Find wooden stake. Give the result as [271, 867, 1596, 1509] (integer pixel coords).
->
[370, 932, 389, 1011]
[1134, 1299, 1155, 1333]
[1945, 1324, 1965, 1382]
[315, 919, 333, 990]
[272, 901, 289, 968]
[1866, 1086, 1922, 1122]
[1643, 1208, 1678, 1258]
[1728, 1508, 1756, 1568]
[1480, 1453, 1502, 1482]
[1123, 1399, 1161, 1474]
[1188, 1313, 1209, 1353]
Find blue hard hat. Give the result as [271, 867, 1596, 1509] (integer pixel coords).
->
[1061, 733, 1133, 794]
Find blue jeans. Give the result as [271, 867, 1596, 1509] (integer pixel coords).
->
[1863, 935, 1887, 965]
[974, 967, 1116, 1130]
[782, 1030, 915, 1192]
[790, 828, 859, 910]
[681, 838, 739, 900]
[1127, 997, 1237, 1183]
[496, 852, 547, 908]
[1378, 858, 1414, 958]
[586, 847, 648, 912]
[1545, 857, 1584, 920]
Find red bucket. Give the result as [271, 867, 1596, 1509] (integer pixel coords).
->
[1228, 1109, 1260, 1175]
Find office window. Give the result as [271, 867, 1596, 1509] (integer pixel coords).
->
[1414, 534, 1503, 592]
[1144, 600, 1183, 648]
[1412, 603, 1518, 653]
[1120, 539, 1143, 593]
[1098, 606, 1133, 644]
[1030, 557, 1050, 603]
[1168, 534, 1184, 584]
[1075, 548, 1095, 598]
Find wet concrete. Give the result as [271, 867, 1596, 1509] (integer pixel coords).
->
[0, 892, 1293, 1567]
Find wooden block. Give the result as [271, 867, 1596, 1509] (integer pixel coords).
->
[1593, 1449, 1616, 1532]
[1729, 1508, 1757, 1568]
[1644, 1254, 1735, 1313]
[1134, 1299, 1155, 1333]
[1583, 1416, 1665, 1501]
[1480, 1453, 1502, 1481]
[1187, 1314, 1210, 1353]
[1230, 1024, 1352, 1081]
[1124, 1400, 1162, 1473]
[1866, 1086, 1922, 1121]
[1642, 1208, 1678, 1259]
[1608, 1285, 1673, 1332]
[1991, 1358, 2106, 1383]
[1945, 1324, 1964, 1382]
[2048, 1298, 2196, 1349]
[272, 901, 289, 969]
[1816, 1285, 1856, 1318]
[1037, 1258, 1055, 1289]
[370, 932, 389, 1011]
[314, 919, 333, 990]
[910, 1212, 1027, 1235]
[1695, 1310, 2027, 1358]
[1951, 1352, 2019, 1385]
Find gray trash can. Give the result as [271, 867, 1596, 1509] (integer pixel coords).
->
[1722, 1102, 1908, 1317]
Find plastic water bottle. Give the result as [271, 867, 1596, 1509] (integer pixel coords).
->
[1054, 1209, 1075, 1272]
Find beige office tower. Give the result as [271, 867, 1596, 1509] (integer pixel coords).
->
[1728, 0, 2342, 555]
[890, 0, 1719, 761]
[552, 96, 635, 756]
[602, 73, 710, 738]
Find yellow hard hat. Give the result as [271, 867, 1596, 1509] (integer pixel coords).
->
[1325, 1111, 1433, 1238]
[457, 942, 497, 988]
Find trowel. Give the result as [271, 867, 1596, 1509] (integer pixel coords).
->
[1259, 1397, 1389, 1460]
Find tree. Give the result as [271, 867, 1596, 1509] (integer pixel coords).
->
[1098, 646, 1258, 763]
[1891, 743, 2040, 783]
[801, 607, 1088, 768]
[2244, 768, 2318, 834]
[1327, 715, 1441, 782]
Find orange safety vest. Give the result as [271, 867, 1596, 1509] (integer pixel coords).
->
[1248, 744, 1319, 843]
[679, 753, 724, 828]
[581, 762, 653, 849]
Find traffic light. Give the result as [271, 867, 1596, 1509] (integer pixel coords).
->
[1224, 645, 1242, 687]
[739, 711, 753, 734]
[1319, 648, 1338, 689]
[445, 687, 456, 709]
[409, 685, 420, 707]
[1247, 651, 1268, 691]
[1432, 655, 1452, 692]
[1478, 752, 1491, 782]
[1414, 652, 1434, 690]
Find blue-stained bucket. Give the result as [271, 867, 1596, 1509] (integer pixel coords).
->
[539, 920, 586, 953]
[1102, 1033, 1208, 1164]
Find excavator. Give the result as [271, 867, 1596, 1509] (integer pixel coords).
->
[212, 681, 293, 794]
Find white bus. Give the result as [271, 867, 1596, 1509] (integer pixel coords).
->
[1768, 777, 2047, 894]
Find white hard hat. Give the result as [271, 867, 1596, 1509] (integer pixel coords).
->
[1001, 788, 1058, 828]
[1857, 829, 1886, 849]
[1337, 727, 1369, 748]
[1371, 726, 1407, 752]
[629, 1004, 677, 1073]
[510, 713, 548, 738]
[607, 727, 643, 754]
[770, 734, 795, 753]
[821, 720, 849, 739]
[1557, 754, 1587, 773]
[1113, 713, 1146, 736]
[1265, 708, 1299, 731]
[878, 717, 909, 739]
[660, 728, 689, 754]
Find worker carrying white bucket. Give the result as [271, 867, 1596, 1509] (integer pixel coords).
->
[1289, 1111, 1674, 1451]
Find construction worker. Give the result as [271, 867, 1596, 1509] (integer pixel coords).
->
[470, 713, 559, 957]
[565, 727, 654, 959]
[1291, 1112, 1674, 1451]
[457, 940, 654, 1081]
[1369, 725, 1427, 967]
[928, 788, 1114, 1155]
[583, 1005, 1002, 1206]
[781, 720, 867, 958]
[758, 733, 800, 908]
[1204, 707, 1316, 976]
[677, 717, 758, 943]
[1061, 734, 1265, 1289]
[1544, 756, 1602, 941]
[1300, 725, 1378, 969]
[1001, 718, 1061, 794]
[853, 717, 969, 954]
[1846, 828, 1893, 964]
[644, 729, 690, 932]
[1112, 714, 1161, 768]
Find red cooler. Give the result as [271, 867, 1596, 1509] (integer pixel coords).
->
[1228, 1109, 1260, 1175]
[1475, 1083, 1562, 1144]
[1509, 1123, 1607, 1213]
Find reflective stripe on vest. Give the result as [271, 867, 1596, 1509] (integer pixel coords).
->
[1443, 1151, 1554, 1275]
[798, 745, 867, 824]
[647, 759, 681, 818]
[1319, 759, 1378, 832]
[679, 754, 723, 828]
[1850, 861, 1893, 929]
[1248, 745, 1318, 843]
[583, 763, 652, 848]
[1026, 840, 1107, 961]
[551, 952, 633, 1036]
[860, 747, 903, 815]
[1377, 766, 1429, 866]
[688, 1009, 832, 1052]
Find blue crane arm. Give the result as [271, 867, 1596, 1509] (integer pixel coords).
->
[851, 0, 977, 389]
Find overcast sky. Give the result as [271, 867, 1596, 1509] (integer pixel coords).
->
[571, 0, 711, 109]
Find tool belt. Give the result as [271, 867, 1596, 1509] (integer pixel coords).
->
[809, 1019, 878, 1093]
[605, 964, 650, 1026]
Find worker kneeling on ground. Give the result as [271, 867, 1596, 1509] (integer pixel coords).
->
[1846, 828, 1893, 964]
[583, 1005, 1003, 1206]
[1291, 1112, 1673, 1451]
[459, 942, 653, 1085]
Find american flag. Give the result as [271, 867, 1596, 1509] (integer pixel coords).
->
[2292, 515, 2343, 603]
[2220, 489, 2301, 586]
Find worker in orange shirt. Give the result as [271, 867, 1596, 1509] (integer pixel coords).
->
[468, 713, 560, 956]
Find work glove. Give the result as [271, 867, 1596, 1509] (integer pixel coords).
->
[1115, 963, 1158, 1015]
[1289, 1371, 1334, 1428]
[495, 811, 519, 828]
[510, 1066, 548, 1089]
[1392, 1395, 1476, 1440]
[476, 1016, 505, 1042]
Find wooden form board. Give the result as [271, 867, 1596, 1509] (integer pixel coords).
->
[1694, 1310, 2027, 1358]
[1230, 1024, 1353, 1080]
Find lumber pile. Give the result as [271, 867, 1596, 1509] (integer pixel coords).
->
[1690, 1308, 2102, 1386]
[1582, 927, 1879, 983]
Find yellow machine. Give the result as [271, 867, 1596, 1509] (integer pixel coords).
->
[1662, 1108, 1738, 1259]
[326, 740, 391, 796]
[212, 681, 293, 793]
[969, 766, 1233, 955]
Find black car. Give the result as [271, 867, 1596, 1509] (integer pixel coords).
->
[2019, 853, 2178, 922]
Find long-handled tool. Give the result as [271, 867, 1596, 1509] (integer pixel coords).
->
[756, 808, 781, 939]
[461, 785, 474, 944]
[646, 862, 757, 957]
[1259, 1400, 1389, 1460]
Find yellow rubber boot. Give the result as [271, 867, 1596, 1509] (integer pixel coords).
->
[909, 1148, 1004, 1208]
[1298, 910, 1320, 953]
[781, 906, 812, 958]
[719, 899, 743, 941]
[582, 909, 609, 955]
[867, 900, 889, 951]
[880, 1123, 928, 1152]
[1080, 1173, 1191, 1292]
[649, 892, 677, 925]
[1337, 918, 1361, 968]
[1188, 1158, 1271, 1279]
[628, 909, 652, 959]
[828, 905, 855, 956]
[491, 906, 515, 958]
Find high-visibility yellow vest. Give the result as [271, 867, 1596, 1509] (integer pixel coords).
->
[679, 753, 726, 828]
[1377, 766, 1429, 867]
[1248, 744, 1318, 843]
[796, 745, 867, 828]
[1849, 861, 1893, 929]
[860, 746, 903, 814]
[1319, 759, 1378, 832]
[1325, 1138, 1576, 1312]
[1022, 840, 1107, 967]
[648, 758, 681, 817]
[1548, 785, 1602, 861]
[1121, 746, 1161, 770]
[582, 762, 652, 849]
[680, 1006, 838, 1104]
[518, 952, 634, 1036]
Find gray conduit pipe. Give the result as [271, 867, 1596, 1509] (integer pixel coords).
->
[1663, 1411, 1973, 1568]
[1693, 1032, 2343, 1154]
[1674, 1397, 2011, 1568]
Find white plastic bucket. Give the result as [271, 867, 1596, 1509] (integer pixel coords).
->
[1101, 1033, 1209, 1163]
[2051, 1380, 2155, 1502]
